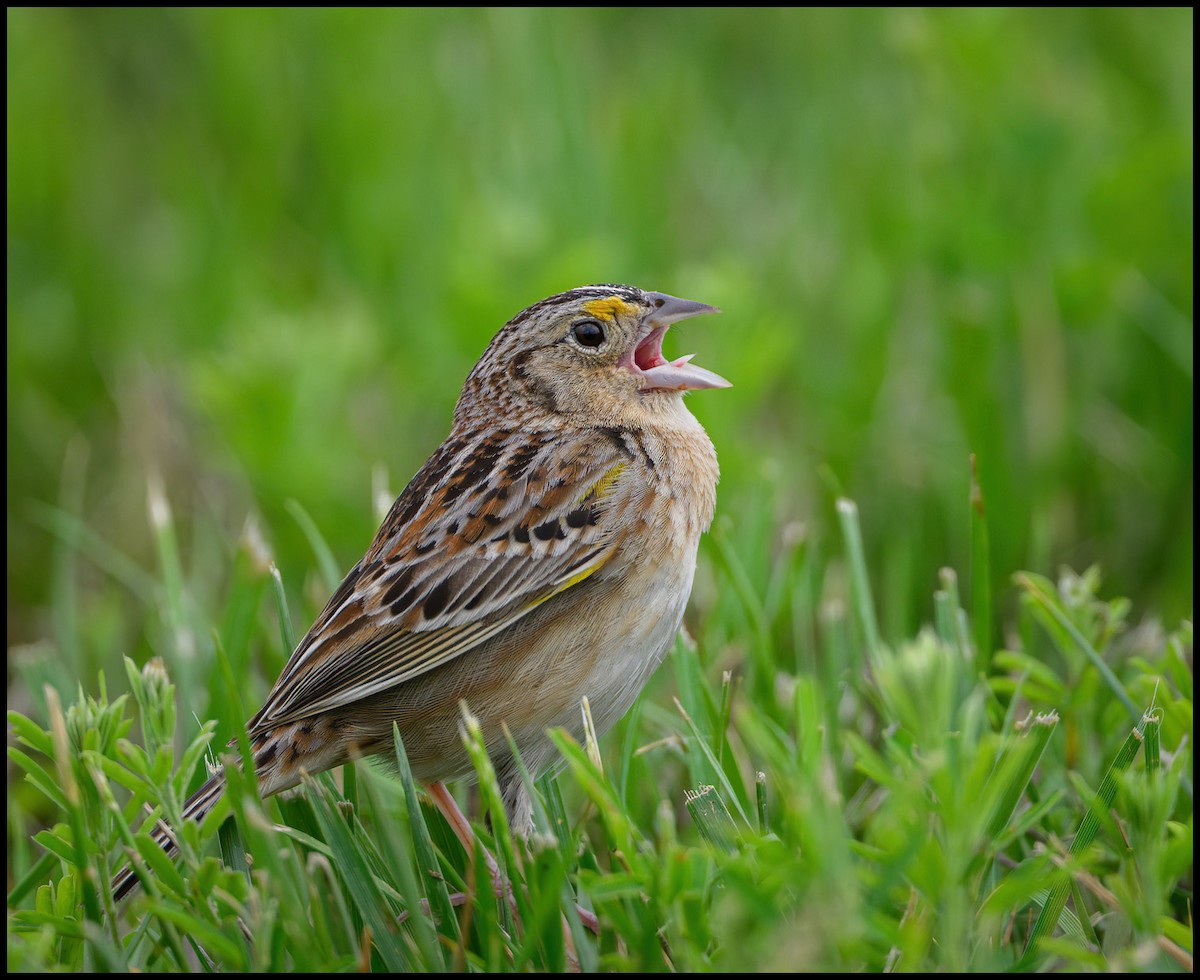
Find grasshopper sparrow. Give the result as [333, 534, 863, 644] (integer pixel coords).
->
[115, 284, 727, 898]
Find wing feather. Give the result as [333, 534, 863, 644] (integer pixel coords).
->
[248, 430, 631, 734]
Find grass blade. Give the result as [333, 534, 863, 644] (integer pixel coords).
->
[268, 563, 298, 654]
[685, 784, 741, 853]
[970, 455, 994, 673]
[392, 725, 459, 946]
[983, 711, 1058, 843]
[306, 777, 411, 972]
[1020, 708, 1155, 964]
[837, 498, 882, 664]
[1015, 572, 1139, 721]
[285, 499, 343, 595]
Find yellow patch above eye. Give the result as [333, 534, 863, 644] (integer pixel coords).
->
[581, 296, 638, 321]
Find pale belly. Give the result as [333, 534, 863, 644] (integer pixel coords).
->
[514, 552, 696, 754]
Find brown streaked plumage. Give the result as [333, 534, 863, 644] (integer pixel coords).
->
[114, 284, 727, 899]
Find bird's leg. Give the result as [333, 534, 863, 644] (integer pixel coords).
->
[426, 780, 600, 957]
[427, 783, 494, 873]
[500, 781, 601, 940]
[427, 781, 515, 918]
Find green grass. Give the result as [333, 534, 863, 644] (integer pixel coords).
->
[6, 7, 1194, 973]
[7, 495, 1193, 971]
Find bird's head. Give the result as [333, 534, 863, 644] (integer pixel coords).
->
[456, 284, 729, 428]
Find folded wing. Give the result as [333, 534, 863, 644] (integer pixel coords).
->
[247, 428, 632, 734]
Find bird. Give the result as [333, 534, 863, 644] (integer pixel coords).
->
[113, 284, 728, 900]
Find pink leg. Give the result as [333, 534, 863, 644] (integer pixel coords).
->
[423, 782, 600, 952]
[397, 782, 508, 928]
[427, 781, 501, 882]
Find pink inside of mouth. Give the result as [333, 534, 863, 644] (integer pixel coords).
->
[633, 327, 669, 371]
[634, 327, 696, 372]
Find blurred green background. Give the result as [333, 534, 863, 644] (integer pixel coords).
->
[7, 8, 1193, 683]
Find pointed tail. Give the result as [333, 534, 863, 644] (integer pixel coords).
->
[111, 770, 227, 901]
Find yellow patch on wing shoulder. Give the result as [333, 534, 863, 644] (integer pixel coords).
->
[581, 462, 627, 504]
[581, 296, 638, 321]
[528, 545, 616, 610]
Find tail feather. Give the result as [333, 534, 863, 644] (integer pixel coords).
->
[111, 771, 227, 901]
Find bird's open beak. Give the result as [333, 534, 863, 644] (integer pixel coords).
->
[624, 292, 731, 392]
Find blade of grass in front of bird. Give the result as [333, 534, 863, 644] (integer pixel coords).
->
[499, 725, 551, 845]
[356, 764, 445, 971]
[132, 831, 190, 900]
[464, 836, 506, 973]
[537, 768, 601, 969]
[500, 726, 595, 973]
[671, 637, 718, 791]
[392, 725, 459, 947]
[547, 729, 638, 857]
[221, 745, 301, 901]
[306, 776, 412, 972]
[511, 882, 568, 973]
[461, 707, 531, 944]
[214, 666, 275, 890]
[614, 696, 644, 808]
[211, 629, 249, 757]
[672, 635, 746, 814]
[216, 815, 248, 884]
[508, 841, 570, 972]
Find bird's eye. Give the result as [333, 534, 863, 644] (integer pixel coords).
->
[571, 319, 606, 348]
